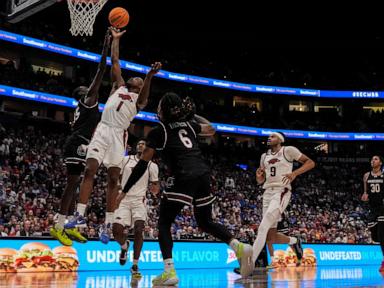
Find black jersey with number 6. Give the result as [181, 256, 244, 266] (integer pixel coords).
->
[71, 98, 100, 142]
[146, 121, 209, 179]
[367, 172, 384, 208]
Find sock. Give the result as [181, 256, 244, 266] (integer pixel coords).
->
[67, 215, 74, 222]
[229, 239, 240, 253]
[55, 214, 66, 230]
[76, 203, 87, 216]
[121, 242, 128, 250]
[133, 259, 138, 266]
[289, 237, 297, 245]
[164, 258, 174, 272]
[105, 212, 114, 226]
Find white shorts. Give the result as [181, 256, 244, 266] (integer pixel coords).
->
[114, 195, 147, 227]
[86, 122, 127, 169]
[262, 187, 291, 228]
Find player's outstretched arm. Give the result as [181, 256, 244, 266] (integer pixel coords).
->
[361, 172, 369, 201]
[136, 62, 162, 111]
[85, 30, 111, 106]
[110, 27, 126, 93]
[193, 114, 216, 137]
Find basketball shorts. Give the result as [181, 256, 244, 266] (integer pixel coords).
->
[163, 173, 216, 207]
[86, 122, 128, 169]
[114, 195, 147, 227]
[262, 187, 291, 228]
[63, 135, 88, 175]
[368, 206, 384, 243]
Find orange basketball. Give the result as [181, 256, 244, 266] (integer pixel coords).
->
[109, 7, 130, 29]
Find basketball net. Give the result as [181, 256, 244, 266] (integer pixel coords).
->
[67, 0, 108, 36]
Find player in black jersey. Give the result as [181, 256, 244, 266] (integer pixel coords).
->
[362, 155, 384, 272]
[50, 30, 110, 246]
[117, 93, 253, 285]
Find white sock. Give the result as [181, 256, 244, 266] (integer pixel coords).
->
[252, 210, 280, 263]
[105, 212, 114, 226]
[229, 239, 240, 253]
[76, 203, 87, 216]
[133, 259, 138, 266]
[55, 214, 66, 230]
[289, 237, 297, 245]
[67, 215, 74, 222]
[164, 258, 174, 272]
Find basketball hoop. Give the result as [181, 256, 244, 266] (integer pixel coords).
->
[67, 0, 108, 36]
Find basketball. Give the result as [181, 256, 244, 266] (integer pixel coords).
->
[108, 7, 129, 29]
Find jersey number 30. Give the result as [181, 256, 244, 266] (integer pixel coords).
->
[371, 184, 381, 193]
[178, 129, 193, 148]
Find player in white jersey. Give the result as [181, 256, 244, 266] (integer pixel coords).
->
[245, 132, 315, 277]
[112, 139, 159, 281]
[65, 27, 162, 245]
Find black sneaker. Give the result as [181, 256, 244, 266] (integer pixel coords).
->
[130, 264, 142, 280]
[290, 237, 303, 266]
[119, 240, 130, 266]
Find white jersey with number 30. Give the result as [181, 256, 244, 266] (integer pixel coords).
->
[261, 146, 302, 190]
[101, 86, 138, 130]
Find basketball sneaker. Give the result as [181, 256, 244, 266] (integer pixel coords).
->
[64, 212, 86, 229]
[290, 237, 303, 266]
[65, 227, 87, 243]
[152, 268, 179, 286]
[236, 242, 254, 277]
[99, 223, 111, 244]
[130, 264, 142, 280]
[119, 240, 130, 265]
[50, 226, 73, 246]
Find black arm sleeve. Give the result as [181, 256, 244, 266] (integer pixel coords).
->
[122, 159, 149, 193]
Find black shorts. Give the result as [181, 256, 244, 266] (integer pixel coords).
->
[163, 173, 216, 207]
[368, 207, 384, 242]
[63, 135, 88, 175]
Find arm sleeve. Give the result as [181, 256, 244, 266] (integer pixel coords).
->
[149, 163, 159, 182]
[146, 126, 166, 150]
[284, 146, 303, 162]
[189, 121, 202, 135]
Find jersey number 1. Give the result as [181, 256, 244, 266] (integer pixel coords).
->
[116, 101, 124, 112]
[178, 129, 193, 148]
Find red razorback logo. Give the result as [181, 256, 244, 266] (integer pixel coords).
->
[268, 158, 280, 164]
[119, 93, 133, 102]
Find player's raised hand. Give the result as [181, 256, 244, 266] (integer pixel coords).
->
[110, 27, 126, 39]
[147, 62, 162, 76]
[103, 29, 112, 48]
[361, 193, 369, 202]
[282, 172, 297, 185]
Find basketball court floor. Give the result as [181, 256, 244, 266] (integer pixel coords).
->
[1, 266, 384, 287]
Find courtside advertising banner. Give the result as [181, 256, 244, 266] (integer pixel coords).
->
[0, 239, 382, 272]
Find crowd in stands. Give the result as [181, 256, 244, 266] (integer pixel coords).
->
[0, 117, 375, 244]
[1, 60, 384, 133]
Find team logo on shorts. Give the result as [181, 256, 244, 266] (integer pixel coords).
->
[165, 177, 175, 188]
[77, 144, 88, 157]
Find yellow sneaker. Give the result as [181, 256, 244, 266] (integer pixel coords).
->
[65, 228, 87, 243]
[50, 226, 73, 246]
[152, 268, 179, 286]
